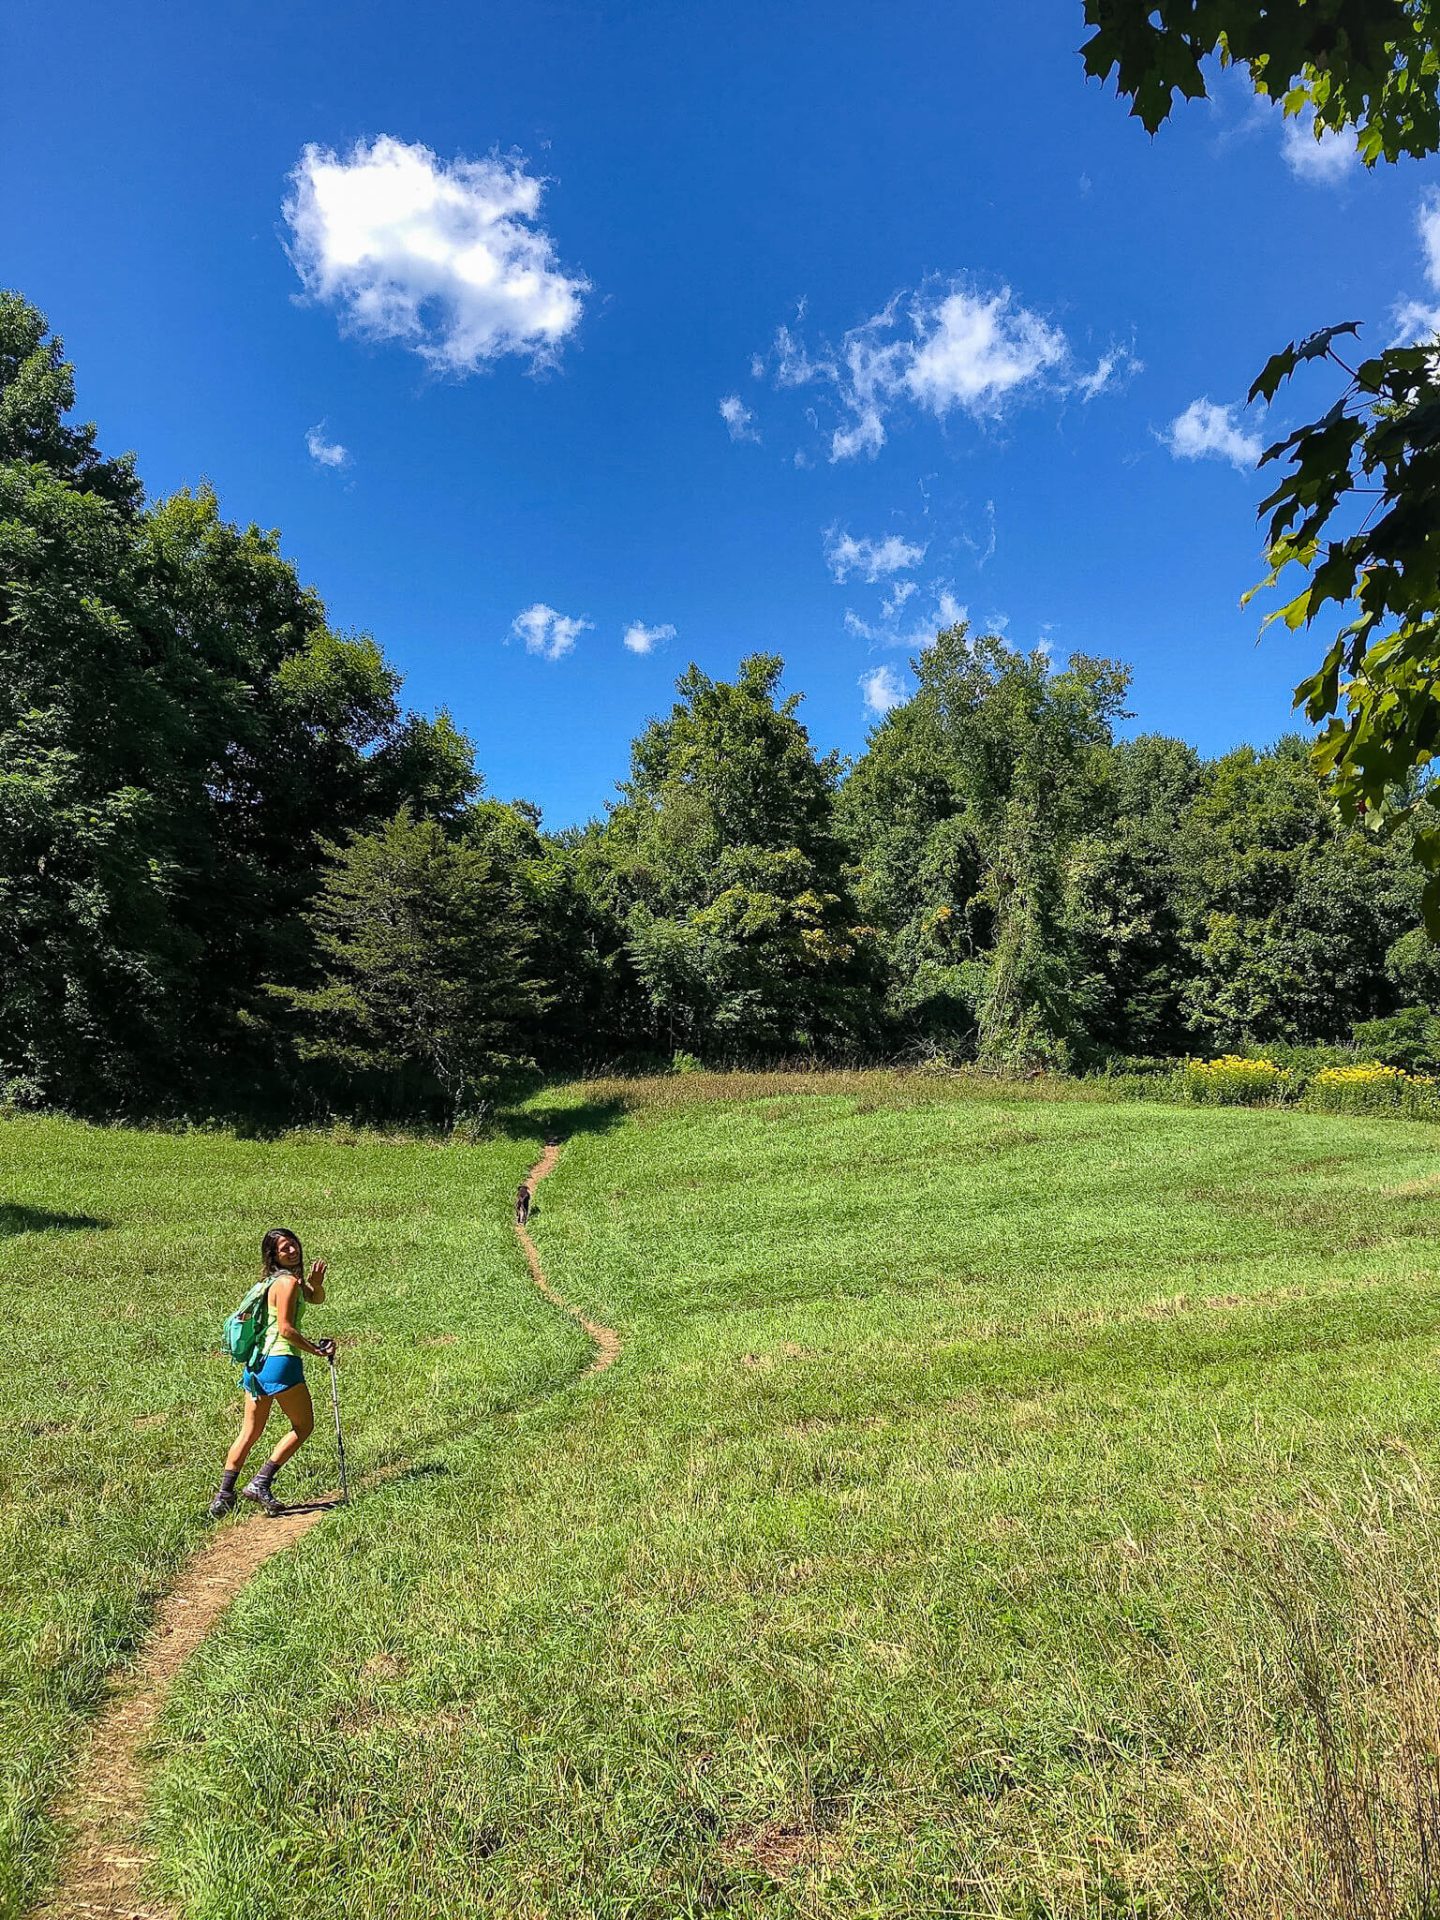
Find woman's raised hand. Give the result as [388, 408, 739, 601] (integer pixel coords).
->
[308, 1258, 327, 1286]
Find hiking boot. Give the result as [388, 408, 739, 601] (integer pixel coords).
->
[242, 1479, 286, 1517]
[207, 1488, 236, 1520]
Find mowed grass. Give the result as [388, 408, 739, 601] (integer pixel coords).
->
[2, 1114, 579, 1920]
[115, 1078, 1440, 1919]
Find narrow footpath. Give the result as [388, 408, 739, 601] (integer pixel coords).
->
[35, 1139, 618, 1919]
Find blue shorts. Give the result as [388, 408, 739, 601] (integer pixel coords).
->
[242, 1353, 306, 1399]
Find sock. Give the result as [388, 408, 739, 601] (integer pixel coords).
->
[251, 1459, 279, 1491]
[219, 1469, 239, 1495]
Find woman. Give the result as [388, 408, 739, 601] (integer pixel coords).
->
[210, 1227, 335, 1519]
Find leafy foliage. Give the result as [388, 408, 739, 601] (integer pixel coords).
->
[277, 809, 543, 1114]
[1350, 1004, 1440, 1072]
[0, 294, 480, 1111]
[603, 655, 880, 1056]
[1245, 329, 1440, 927]
[1081, 7, 1440, 932]
[1081, 1, 1440, 160]
[841, 626, 1131, 1066]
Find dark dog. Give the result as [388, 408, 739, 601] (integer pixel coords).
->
[515, 1184, 531, 1227]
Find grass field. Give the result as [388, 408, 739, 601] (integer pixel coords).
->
[11, 1076, 1440, 1918]
[2, 1113, 579, 1919]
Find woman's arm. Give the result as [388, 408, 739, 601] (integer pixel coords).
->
[302, 1257, 328, 1306]
[273, 1273, 331, 1359]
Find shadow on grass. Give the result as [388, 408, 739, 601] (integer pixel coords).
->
[385, 1461, 454, 1487]
[485, 1096, 628, 1147]
[0, 1202, 109, 1237]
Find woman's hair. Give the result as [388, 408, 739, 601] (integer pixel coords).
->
[260, 1226, 304, 1281]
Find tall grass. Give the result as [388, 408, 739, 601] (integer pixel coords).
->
[1203, 1483, 1440, 1920]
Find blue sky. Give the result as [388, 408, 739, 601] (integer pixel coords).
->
[6, 2, 1439, 827]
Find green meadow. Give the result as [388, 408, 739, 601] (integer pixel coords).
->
[10, 1077, 1440, 1917]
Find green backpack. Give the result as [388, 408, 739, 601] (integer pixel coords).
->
[221, 1277, 274, 1370]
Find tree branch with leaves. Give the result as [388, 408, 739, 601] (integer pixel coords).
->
[1082, 0, 1440, 924]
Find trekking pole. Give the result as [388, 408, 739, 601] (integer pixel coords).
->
[327, 1350, 349, 1505]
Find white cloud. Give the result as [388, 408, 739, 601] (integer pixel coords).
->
[1393, 296, 1440, 343]
[305, 424, 349, 468]
[824, 527, 927, 583]
[1392, 189, 1440, 343]
[1280, 108, 1360, 185]
[860, 664, 908, 716]
[1163, 397, 1263, 471]
[846, 582, 968, 650]
[773, 322, 837, 389]
[745, 277, 1126, 462]
[284, 135, 587, 375]
[719, 393, 760, 442]
[1076, 345, 1142, 401]
[1419, 189, 1440, 286]
[828, 304, 907, 458]
[622, 620, 675, 655]
[904, 286, 1068, 417]
[511, 602, 591, 661]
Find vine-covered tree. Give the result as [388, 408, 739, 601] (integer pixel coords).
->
[841, 626, 1130, 1066]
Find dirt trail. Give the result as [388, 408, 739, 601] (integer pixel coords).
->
[37, 1504, 330, 1919]
[516, 1142, 621, 1375]
[36, 1140, 615, 1920]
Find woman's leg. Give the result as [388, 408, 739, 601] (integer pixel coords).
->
[212, 1392, 272, 1513]
[225, 1392, 272, 1473]
[241, 1377, 316, 1512]
[266, 1380, 315, 1470]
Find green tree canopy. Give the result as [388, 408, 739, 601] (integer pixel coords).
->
[841, 626, 1130, 1065]
[603, 655, 878, 1056]
[276, 808, 543, 1116]
[0, 292, 480, 1110]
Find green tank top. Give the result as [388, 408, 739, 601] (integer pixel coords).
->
[260, 1271, 306, 1359]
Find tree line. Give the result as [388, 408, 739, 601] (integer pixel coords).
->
[3, 291, 1433, 1121]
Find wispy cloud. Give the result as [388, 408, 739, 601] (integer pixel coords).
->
[880, 579, 918, 618]
[284, 135, 587, 375]
[860, 664, 908, 716]
[824, 527, 927, 583]
[622, 620, 675, 655]
[846, 582, 968, 651]
[511, 602, 591, 661]
[959, 498, 997, 568]
[1393, 188, 1440, 344]
[1076, 344, 1142, 401]
[1280, 107, 1361, 185]
[1162, 397, 1263, 471]
[718, 393, 760, 442]
[745, 277, 1128, 462]
[305, 424, 349, 468]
